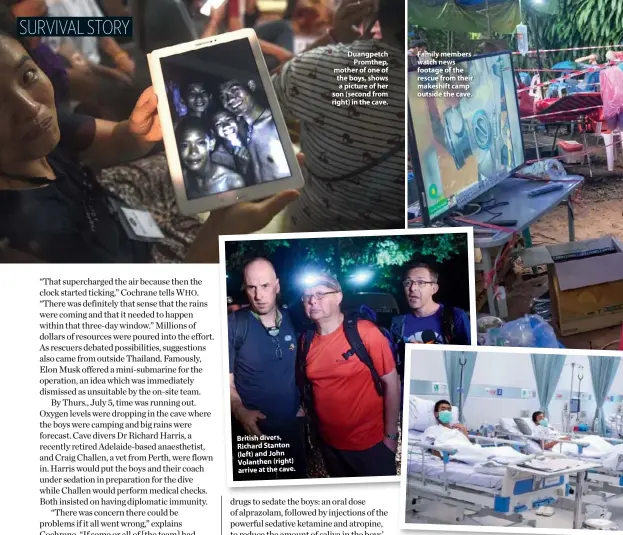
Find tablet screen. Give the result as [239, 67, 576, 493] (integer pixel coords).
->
[159, 38, 292, 201]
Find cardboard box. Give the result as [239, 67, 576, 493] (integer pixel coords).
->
[522, 236, 623, 336]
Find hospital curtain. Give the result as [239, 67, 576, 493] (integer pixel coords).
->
[531, 353, 566, 414]
[444, 351, 477, 423]
[589, 355, 620, 435]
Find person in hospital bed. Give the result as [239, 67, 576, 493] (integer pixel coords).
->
[532, 411, 572, 450]
[423, 400, 526, 466]
[532, 411, 623, 473]
[423, 400, 469, 457]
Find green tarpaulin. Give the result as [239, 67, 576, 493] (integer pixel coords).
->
[408, 0, 558, 34]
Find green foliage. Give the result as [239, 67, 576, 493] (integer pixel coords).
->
[225, 235, 467, 295]
[531, 0, 623, 64]
[408, 22, 476, 54]
[408, 0, 620, 67]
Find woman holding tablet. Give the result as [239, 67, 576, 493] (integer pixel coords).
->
[0, 14, 298, 263]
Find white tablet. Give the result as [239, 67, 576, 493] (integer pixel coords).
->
[148, 29, 304, 215]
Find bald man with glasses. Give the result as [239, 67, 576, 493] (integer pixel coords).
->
[297, 274, 400, 478]
[390, 262, 471, 345]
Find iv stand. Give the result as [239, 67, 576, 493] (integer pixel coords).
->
[458, 353, 467, 424]
[568, 363, 576, 433]
[576, 366, 584, 423]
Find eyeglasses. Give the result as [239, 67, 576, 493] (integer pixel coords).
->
[301, 291, 338, 302]
[402, 279, 435, 289]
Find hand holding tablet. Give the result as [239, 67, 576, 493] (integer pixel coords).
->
[147, 29, 304, 215]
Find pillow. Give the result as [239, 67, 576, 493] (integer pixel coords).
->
[409, 396, 435, 431]
[514, 417, 535, 436]
[500, 417, 520, 434]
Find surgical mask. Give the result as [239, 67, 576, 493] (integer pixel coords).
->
[539, 418, 549, 427]
[438, 410, 453, 424]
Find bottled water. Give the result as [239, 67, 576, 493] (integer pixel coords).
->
[516, 24, 529, 56]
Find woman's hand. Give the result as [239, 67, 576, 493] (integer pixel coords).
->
[128, 87, 162, 143]
[83, 87, 161, 166]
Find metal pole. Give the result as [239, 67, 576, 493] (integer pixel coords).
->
[532, 11, 544, 72]
[569, 363, 576, 433]
[485, 0, 492, 39]
[458, 354, 467, 424]
[573, 471, 586, 529]
[577, 367, 584, 423]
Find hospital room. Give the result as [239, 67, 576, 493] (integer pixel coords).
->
[401, 346, 623, 531]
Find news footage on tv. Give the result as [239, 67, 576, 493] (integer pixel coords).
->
[159, 39, 292, 201]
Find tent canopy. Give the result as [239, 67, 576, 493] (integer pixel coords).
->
[408, 0, 558, 34]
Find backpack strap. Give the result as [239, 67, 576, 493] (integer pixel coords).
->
[441, 305, 458, 344]
[390, 315, 407, 376]
[297, 329, 314, 380]
[342, 314, 384, 396]
[233, 308, 251, 354]
[390, 314, 407, 343]
[297, 328, 320, 447]
[296, 328, 316, 409]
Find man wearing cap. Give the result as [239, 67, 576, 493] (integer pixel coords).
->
[228, 257, 307, 480]
[298, 273, 401, 477]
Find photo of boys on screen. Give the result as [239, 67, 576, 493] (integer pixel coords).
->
[160, 39, 292, 201]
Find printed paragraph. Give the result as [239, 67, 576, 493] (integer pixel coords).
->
[236, 434, 297, 477]
[415, 51, 474, 98]
[331, 51, 390, 107]
[37, 275, 215, 535]
[229, 497, 389, 535]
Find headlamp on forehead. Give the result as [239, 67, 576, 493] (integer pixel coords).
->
[299, 272, 342, 293]
[300, 273, 321, 287]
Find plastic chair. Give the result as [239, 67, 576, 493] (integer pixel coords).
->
[529, 73, 543, 101]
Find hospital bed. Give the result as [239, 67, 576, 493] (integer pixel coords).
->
[498, 417, 623, 470]
[498, 417, 623, 515]
[405, 397, 599, 528]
